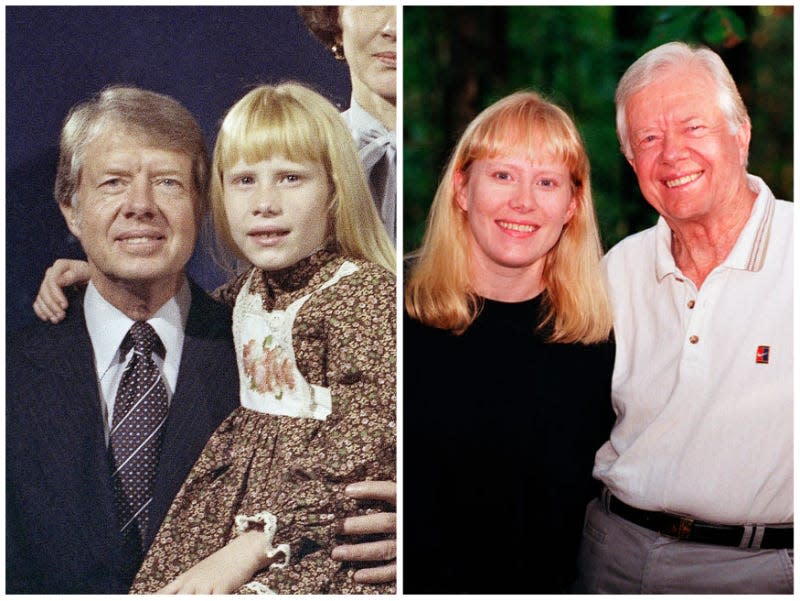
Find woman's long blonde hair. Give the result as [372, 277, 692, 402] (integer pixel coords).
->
[209, 82, 395, 274]
[405, 91, 612, 343]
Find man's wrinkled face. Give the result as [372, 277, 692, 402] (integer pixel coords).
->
[625, 63, 750, 227]
[62, 127, 197, 296]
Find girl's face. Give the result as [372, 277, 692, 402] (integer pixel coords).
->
[340, 5, 397, 104]
[223, 156, 331, 271]
[455, 154, 576, 289]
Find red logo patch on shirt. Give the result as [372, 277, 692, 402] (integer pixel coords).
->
[755, 345, 770, 364]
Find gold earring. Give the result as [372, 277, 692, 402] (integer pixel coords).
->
[331, 43, 345, 61]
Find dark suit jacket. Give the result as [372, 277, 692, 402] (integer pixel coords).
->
[6, 282, 240, 594]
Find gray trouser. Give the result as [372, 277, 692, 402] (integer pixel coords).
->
[573, 497, 793, 594]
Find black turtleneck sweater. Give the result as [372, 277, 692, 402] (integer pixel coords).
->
[404, 296, 615, 594]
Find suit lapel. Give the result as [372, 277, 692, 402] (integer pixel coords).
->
[28, 298, 112, 490]
[20, 297, 129, 565]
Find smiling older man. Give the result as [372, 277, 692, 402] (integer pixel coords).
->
[575, 42, 793, 594]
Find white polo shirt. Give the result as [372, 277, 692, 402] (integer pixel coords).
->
[594, 175, 793, 524]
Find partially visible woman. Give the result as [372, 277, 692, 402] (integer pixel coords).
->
[298, 6, 396, 241]
[404, 91, 615, 594]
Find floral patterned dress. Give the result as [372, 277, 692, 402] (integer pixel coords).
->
[131, 247, 396, 594]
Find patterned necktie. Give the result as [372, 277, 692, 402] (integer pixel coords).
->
[110, 321, 168, 547]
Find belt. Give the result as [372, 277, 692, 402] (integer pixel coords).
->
[606, 494, 793, 550]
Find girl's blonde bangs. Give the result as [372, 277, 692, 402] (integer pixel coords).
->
[216, 89, 328, 172]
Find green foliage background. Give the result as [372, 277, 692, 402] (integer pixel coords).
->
[403, 6, 793, 252]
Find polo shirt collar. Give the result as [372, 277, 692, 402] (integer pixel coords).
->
[653, 174, 775, 280]
[723, 174, 775, 272]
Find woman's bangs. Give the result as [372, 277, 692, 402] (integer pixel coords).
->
[469, 106, 576, 169]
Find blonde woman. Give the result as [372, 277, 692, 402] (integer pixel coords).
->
[404, 91, 615, 593]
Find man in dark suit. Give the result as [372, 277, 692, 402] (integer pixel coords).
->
[6, 86, 241, 593]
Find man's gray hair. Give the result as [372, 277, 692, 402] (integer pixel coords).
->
[54, 85, 209, 221]
[615, 41, 750, 160]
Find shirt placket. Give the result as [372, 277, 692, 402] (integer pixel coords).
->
[673, 267, 728, 402]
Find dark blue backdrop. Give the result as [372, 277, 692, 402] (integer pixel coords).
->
[6, 6, 352, 332]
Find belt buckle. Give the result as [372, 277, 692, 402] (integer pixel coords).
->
[663, 516, 694, 540]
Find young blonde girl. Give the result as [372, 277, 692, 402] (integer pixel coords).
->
[129, 83, 396, 594]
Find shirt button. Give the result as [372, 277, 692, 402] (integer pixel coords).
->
[689, 335, 699, 344]
[687, 300, 696, 309]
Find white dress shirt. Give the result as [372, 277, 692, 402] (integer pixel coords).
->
[594, 175, 793, 524]
[84, 278, 191, 443]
